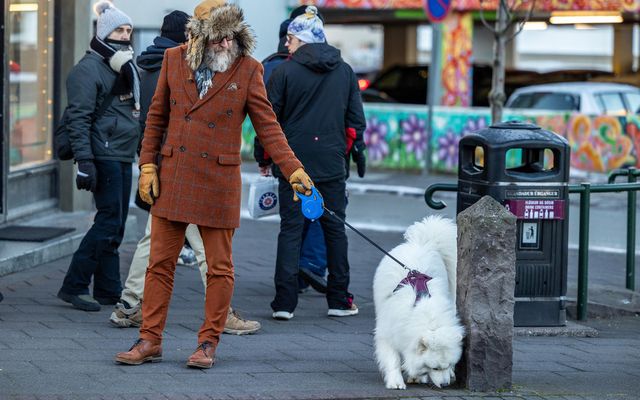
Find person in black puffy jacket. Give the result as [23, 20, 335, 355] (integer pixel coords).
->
[58, 1, 140, 312]
[267, 6, 366, 320]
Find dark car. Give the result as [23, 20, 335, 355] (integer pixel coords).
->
[360, 64, 615, 107]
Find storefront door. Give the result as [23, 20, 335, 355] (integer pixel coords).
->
[6, 0, 56, 220]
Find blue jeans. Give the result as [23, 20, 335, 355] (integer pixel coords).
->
[60, 160, 132, 298]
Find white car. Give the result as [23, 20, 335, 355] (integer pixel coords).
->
[506, 82, 640, 115]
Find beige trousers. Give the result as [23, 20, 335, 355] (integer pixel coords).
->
[120, 214, 207, 307]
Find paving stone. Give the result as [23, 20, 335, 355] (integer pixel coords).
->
[0, 219, 639, 399]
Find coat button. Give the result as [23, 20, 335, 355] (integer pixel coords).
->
[226, 109, 233, 117]
[185, 116, 191, 122]
[179, 146, 186, 152]
[201, 152, 208, 158]
[208, 122, 216, 128]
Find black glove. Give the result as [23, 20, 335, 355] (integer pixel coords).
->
[351, 140, 366, 178]
[76, 160, 97, 192]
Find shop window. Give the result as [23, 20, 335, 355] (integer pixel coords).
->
[8, 0, 54, 170]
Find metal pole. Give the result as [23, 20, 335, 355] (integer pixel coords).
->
[626, 168, 637, 291]
[425, 23, 442, 174]
[577, 183, 591, 321]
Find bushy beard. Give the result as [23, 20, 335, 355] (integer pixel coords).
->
[204, 41, 239, 72]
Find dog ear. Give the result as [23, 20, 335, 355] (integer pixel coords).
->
[418, 338, 429, 353]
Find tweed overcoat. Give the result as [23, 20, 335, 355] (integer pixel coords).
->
[139, 45, 302, 228]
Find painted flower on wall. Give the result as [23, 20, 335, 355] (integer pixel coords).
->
[364, 116, 389, 161]
[462, 116, 488, 136]
[437, 129, 460, 170]
[400, 114, 426, 160]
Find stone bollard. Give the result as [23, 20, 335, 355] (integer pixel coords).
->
[455, 195, 517, 391]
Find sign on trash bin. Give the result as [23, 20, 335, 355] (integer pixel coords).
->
[503, 199, 566, 220]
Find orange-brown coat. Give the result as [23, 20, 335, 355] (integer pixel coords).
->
[139, 45, 302, 228]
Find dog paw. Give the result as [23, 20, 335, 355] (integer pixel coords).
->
[418, 375, 429, 384]
[384, 376, 406, 390]
[385, 381, 407, 390]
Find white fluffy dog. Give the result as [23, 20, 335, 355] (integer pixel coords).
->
[373, 215, 464, 389]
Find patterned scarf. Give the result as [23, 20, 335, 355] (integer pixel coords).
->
[90, 36, 141, 110]
[195, 64, 214, 99]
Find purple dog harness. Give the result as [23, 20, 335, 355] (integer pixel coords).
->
[393, 270, 433, 305]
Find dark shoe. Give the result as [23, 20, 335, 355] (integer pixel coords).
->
[94, 296, 120, 305]
[186, 341, 216, 369]
[57, 290, 101, 312]
[115, 339, 162, 365]
[299, 268, 327, 294]
[0, 291, 3, 303]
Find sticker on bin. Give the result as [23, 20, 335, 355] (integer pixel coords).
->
[506, 189, 560, 199]
[503, 199, 565, 220]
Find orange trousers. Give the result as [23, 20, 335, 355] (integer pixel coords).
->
[139, 215, 234, 345]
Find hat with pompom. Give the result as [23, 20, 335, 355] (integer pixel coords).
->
[288, 6, 325, 44]
[94, 1, 133, 40]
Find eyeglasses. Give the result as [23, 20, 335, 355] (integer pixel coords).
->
[209, 35, 234, 45]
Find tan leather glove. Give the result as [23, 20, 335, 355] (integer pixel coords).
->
[288, 167, 314, 202]
[139, 164, 159, 205]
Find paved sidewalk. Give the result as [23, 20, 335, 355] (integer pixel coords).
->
[1, 218, 639, 400]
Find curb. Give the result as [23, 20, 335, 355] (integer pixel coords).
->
[0, 214, 139, 278]
[514, 320, 599, 337]
[0, 233, 85, 277]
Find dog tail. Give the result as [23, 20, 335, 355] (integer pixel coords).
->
[404, 215, 457, 299]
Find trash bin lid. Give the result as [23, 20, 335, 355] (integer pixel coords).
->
[490, 120, 542, 130]
[461, 120, 568, 148]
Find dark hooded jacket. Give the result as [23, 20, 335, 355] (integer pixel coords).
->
[266, 42, 366, 182]
[136, 36, 181, 133]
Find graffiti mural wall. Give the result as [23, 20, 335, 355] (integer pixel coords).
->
[440, 13, 473, 107]
[299, 0, 640, 11]
[241, 105, 640, 175]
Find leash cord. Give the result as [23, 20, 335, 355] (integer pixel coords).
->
[322, 206, 412, 272]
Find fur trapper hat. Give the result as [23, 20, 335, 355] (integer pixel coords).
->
[186, 1, 256, 71]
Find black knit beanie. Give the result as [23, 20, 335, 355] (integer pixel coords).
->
[161, 10, 189, 43]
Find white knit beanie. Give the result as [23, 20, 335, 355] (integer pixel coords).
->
[94, 1, 133, 40]
[287, 6, 326, 44]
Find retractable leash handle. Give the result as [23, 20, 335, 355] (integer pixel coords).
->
[296, 186, 325, 221]
[297, 186, 412, 272]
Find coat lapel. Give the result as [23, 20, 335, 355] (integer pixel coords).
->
[189, 57, 245, 114]
[180, 50, 199, 107]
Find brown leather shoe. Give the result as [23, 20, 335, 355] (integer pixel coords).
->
[115, 339, 162, 365]
[186, 341, 216, 369]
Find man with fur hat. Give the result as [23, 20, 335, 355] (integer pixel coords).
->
[110, 9, 262, 337]
[115, 0, 313, 369]
[57, 1, 140, 312]
[267, 6, 366, 320]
